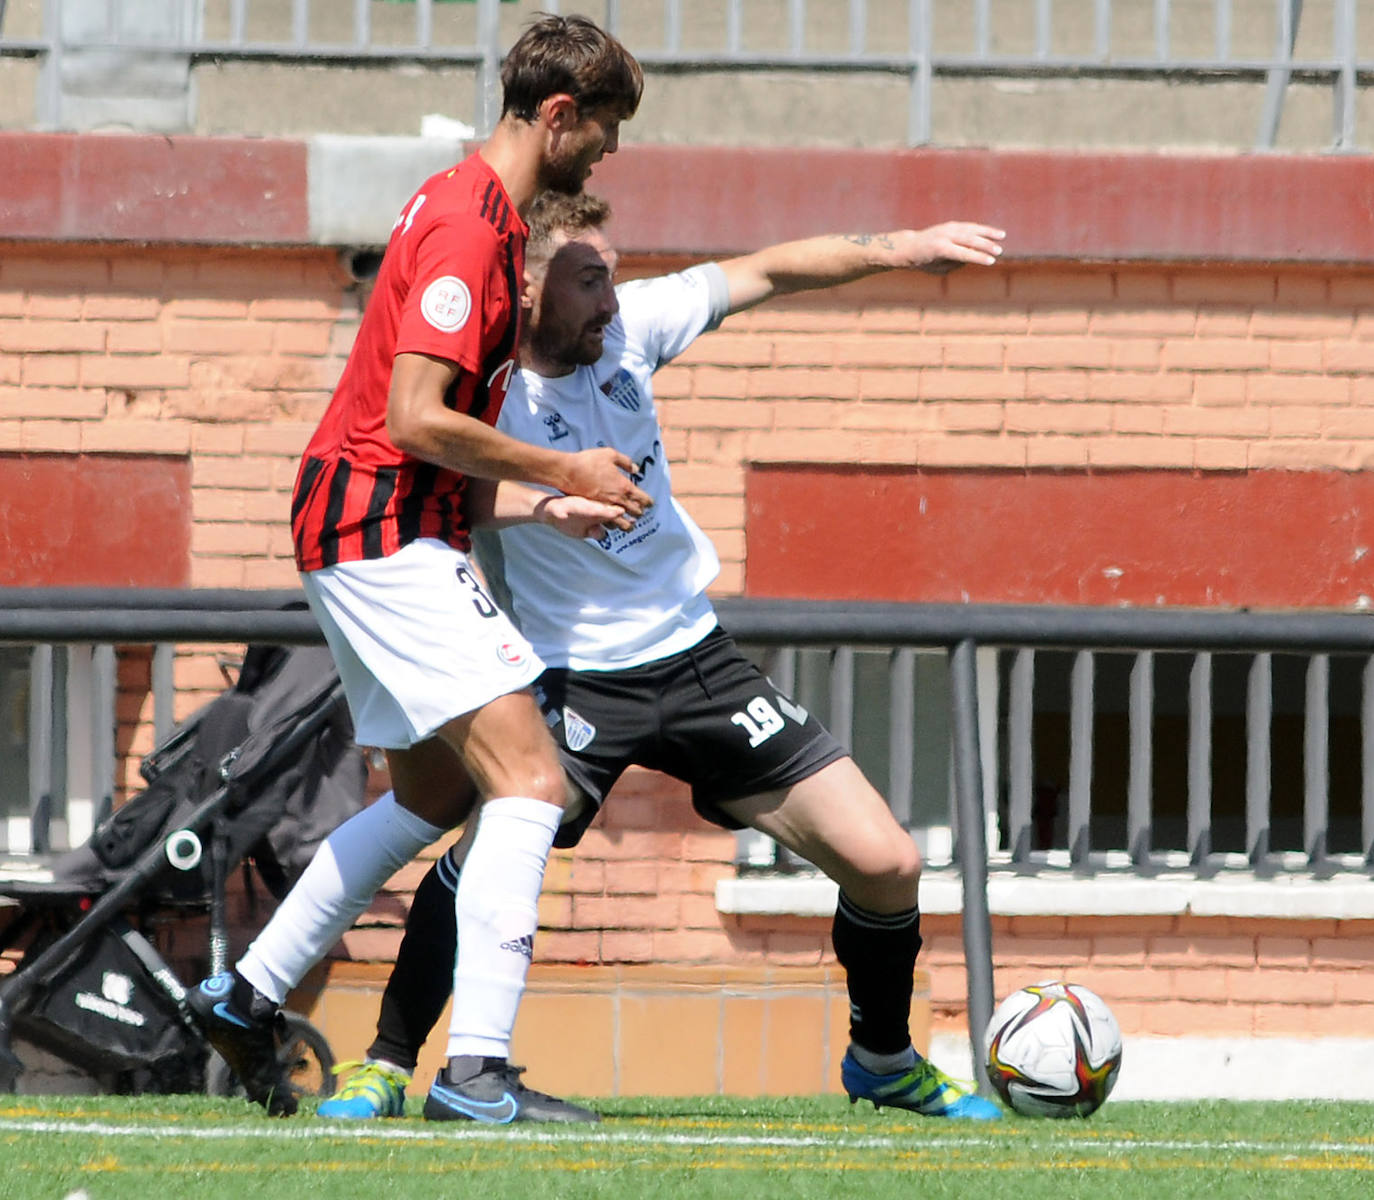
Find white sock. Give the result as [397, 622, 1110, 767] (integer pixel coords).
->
[237, 792, 444, 1004]
[446, 796, 561, 1059]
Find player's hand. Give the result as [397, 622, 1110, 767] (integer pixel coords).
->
[561, 447, 654, 517]
[891, 222, 1006, 274]
[535, 494, 632, 540]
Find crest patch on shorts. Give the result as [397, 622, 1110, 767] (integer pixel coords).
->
[497, 642, 526, 667]
[420, 275, 472, 333]
[562, 706, 596, 752]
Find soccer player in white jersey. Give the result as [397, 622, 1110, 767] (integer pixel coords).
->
[318, 192, 1007, 1122]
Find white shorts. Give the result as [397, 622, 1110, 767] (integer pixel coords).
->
[301, 538, 544, 750]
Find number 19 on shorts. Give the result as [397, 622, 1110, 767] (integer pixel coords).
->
[731, 696, 785, 748]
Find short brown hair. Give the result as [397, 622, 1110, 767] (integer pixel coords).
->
[525, 191, 613, 264]
[502, 14, 643, 122]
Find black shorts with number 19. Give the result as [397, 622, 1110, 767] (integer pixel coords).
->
[537, 625, 847, 849]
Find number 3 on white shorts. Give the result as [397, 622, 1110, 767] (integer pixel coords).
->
[454, 565, 498, 618]
[731, 696, 785, 747]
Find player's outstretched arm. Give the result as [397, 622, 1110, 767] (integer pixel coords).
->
[718, 221, 1006, 315]
[387, 352, 653, 515]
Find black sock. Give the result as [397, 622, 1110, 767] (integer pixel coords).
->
[367, 852, 460, 1074]
[230, 970, 278, 1023]
[831, 891, 922, 1056]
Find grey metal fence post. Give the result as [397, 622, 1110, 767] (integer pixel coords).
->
[35, 0, 62, 127]
[27, 644, 54, 852]
[1256, 0, 1304, 148]
[1333, 0, 1357, 149]
[907, 0, 932, 146]
[152, 641, 175, 746]
[474, 0, 502, 138]
[948, 637, 995, 1096]
[90, 642, 116, 829]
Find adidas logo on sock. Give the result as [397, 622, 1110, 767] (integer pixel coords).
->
[499, 933, 534, 959]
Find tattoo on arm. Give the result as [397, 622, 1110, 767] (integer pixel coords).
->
[843, 233, 897, 250]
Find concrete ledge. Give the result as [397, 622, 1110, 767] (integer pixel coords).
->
[4, 131, 1373, 262]
[717, 870, 1374, 920]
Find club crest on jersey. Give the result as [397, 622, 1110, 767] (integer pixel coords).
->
[600, 368, 641, 412]
[562, 706, 596, 752]
[497, 642, 526, 667]
[420, 276, 472, 333]
[543, 411, 571, 442]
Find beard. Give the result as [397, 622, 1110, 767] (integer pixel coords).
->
[531, 321, 604, 368]
[540, 138, 601, 195]
[540, 153, 589, 196]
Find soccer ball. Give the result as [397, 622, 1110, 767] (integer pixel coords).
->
[983, 980, 1122, 1118]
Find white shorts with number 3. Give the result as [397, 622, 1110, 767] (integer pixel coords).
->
[301, 537, 544, 749]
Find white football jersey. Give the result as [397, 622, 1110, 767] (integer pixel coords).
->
[477, 263, 731, 671]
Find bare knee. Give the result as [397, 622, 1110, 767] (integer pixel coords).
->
[890, 836, 923, 890]
[442, 691, 571, 809]
[853, 836, 922, 911]
[506, 760, 568, 809]
[828, 824, 924, 915]
[743, 760, 926, 913]
[472, 725, 569, 808]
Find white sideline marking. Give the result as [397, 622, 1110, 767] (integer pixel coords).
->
[2, 1117, 1374, 1158]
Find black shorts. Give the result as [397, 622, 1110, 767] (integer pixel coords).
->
[536, 625, 846, 849]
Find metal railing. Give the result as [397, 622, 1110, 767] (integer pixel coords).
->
[741, 616, 1374, 878]
[0, 0, 1366, 147]
[4, 589, 1374, 1090]
[0, 588, 308, 854]
[6, 590, 1374, 873]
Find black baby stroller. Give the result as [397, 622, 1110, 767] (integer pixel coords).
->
[0, 640, 367, 1102]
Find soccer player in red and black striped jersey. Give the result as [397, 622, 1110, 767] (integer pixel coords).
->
[292, 23, 646, 572]
[189, 16, 646, 1123]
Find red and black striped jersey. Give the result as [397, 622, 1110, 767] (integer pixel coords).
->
[292, 153, 526, 571]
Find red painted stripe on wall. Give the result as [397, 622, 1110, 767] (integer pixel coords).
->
[597, 146, 1374, 262]
[0, 133, 310, 243]
[745, 466, 1374, 610]
[0, 454, 192, 587]
[2, 132, 1372, 263]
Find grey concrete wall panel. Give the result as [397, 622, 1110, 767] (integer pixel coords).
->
[307, 134, 469, 246]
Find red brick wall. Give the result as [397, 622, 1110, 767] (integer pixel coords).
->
[4, 239, 1372, 1040]
[8, 248, 1372, 605]
[923, 914, 1374, 1042]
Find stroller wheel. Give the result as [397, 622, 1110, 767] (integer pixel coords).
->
[205, 1009, 336, 1103]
